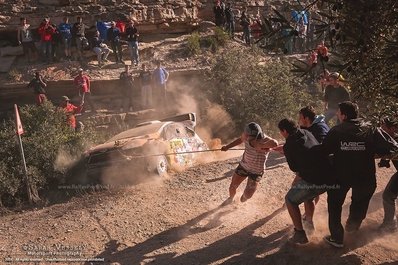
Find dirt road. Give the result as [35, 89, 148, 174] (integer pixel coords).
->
[1, 152, 397, 265]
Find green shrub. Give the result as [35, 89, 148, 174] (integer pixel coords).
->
[186, 31, 201, 56]
[207, 48, 312, 135]
[0, 102, 99, 206]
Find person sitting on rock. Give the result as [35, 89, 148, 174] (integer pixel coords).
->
[92, 30, 111, 67]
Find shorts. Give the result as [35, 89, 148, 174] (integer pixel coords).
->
[285, 179, 325, 205]
[235, 164, 263, 182]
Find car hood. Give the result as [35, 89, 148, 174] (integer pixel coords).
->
[88, 133, 159, 154]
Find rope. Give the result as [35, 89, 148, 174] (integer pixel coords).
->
[117, 148, 246, 160]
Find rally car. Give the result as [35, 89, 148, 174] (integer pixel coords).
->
[68, 113, 208, 184]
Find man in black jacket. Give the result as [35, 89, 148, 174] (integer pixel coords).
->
[322, 101, 377, 248]
[378, 117, 398, 233]
[278, 118, 334, 244]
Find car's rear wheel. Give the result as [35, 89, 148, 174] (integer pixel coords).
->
[155, 155, 168, 177]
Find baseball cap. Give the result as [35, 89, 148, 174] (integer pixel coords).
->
[62, 96, 70, 101]
[78, 68, 83, 72]
[329, 72, 340, 79]
[244, 122, 263, 138]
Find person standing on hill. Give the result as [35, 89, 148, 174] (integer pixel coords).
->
[60, 96, 83, 131]
[220, 122, 278, 205]
[323, 72, 350, 125]
[27, 72, 47, 105]
[74, 68, 96, 113]
[125, 20, 139, 66]
[119, 64, 134, 112]
[72, 16, 88, 61]
[139, 63, 153, 109]
[17, 17, 36, 63]
[107, 21, 123, 64]
[152, 60, 169, 110]
[224, 2, 235, 38]
[58, 17, 73, 61]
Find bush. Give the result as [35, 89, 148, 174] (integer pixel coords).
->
[186, 31, 201, 55]
[0, 102, 99, 206]
[207, 47, 312, 135]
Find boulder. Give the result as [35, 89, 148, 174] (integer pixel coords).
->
[0, 56, 16, 73]
[38, 0, 71, 6]
[0, 46, 23, 57]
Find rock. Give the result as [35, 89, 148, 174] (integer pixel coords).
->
[0, 46, 23, 57]
[198, 20, 215, 32]
[38, 0, 71, 6]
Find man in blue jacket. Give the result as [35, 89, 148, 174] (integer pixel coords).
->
[58, 17, 72, 61]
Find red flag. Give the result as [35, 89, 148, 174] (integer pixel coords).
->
[14, 104, 24, 135]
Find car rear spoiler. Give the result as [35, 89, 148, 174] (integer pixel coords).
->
[160, 113, 197, 128]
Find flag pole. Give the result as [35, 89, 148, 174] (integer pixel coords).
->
[14, 104, 40, 204]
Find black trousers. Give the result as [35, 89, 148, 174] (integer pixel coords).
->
[327, 179, 376, 242]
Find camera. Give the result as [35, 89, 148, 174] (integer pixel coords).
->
[378, 159, 391, 168]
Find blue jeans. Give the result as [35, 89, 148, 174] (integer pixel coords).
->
[129, 41, 139, 65]
[41, 41, 52, 62]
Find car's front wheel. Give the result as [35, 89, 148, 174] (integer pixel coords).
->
[155, 155, 168, 177]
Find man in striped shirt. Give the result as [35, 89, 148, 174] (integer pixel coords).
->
[221, 122, 278, 205]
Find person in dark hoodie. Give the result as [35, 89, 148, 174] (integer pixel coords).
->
[298, 105, 330, 233]
[378, 117, 398, 233]
[278, 118, 334, 244]
[322, 101, 377, 248]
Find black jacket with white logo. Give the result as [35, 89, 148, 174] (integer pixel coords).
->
[322, 119, 375, 186]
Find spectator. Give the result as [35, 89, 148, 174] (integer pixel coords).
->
[72, 16, 88, 61]
[322, 101, 376, 248]
[38, 17, 56, 63]
[27, 72, 47, 105]
[224, 3, 235, 38]
[323, 72, 350, 125]
[281, 26, 294, 54]
[378, 117, 398, 233]
[58, 17, 72, 61]
[278, 118, 334, 244]
[60, 96, 83, 130]
[240, 11, 251, 45]
[92, 30, 111, 67]
[107, 21, 123, 64]
[74, 68, 96, 113]
[299, 106, 330, 143]
[213, 0, 225, 27]
[51, 23, 61, 62]
[316, 40, 329, 62]
[125, 20, 139, 66]
[152, 60, 169, 110]
[298, 106, 330, 233]
[17, 17, 36, 63]
[139, 63, 153, 109]
[221, 122, 278, 205]
[119, 64, 134, 112]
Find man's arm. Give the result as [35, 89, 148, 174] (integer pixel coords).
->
[17, 27, 21, 44]
[221, 134, 245, 151]
[251, 135, 278, 152]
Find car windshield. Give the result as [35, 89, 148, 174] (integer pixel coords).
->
[106, 123, 165, 142]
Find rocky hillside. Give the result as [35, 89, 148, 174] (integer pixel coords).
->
[0, 0, 309, 36]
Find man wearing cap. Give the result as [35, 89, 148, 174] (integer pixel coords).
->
[60, 96, 83, 130]
[107, 21, 123, 64]
[74, 68, 96, 113]
[278, 118, 335, 244]
[323, 72, 350, 125]
[125, 20, 139, 66]
[221, 122, 278, 205]
[27, 72, 47, 105]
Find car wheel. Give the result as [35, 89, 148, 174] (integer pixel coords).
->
[156, 155, 168, 177]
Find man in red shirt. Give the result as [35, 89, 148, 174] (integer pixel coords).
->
[38, 17, 55, 63]
[60, 96, 83, 130]
[73, 68, 96, 113]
